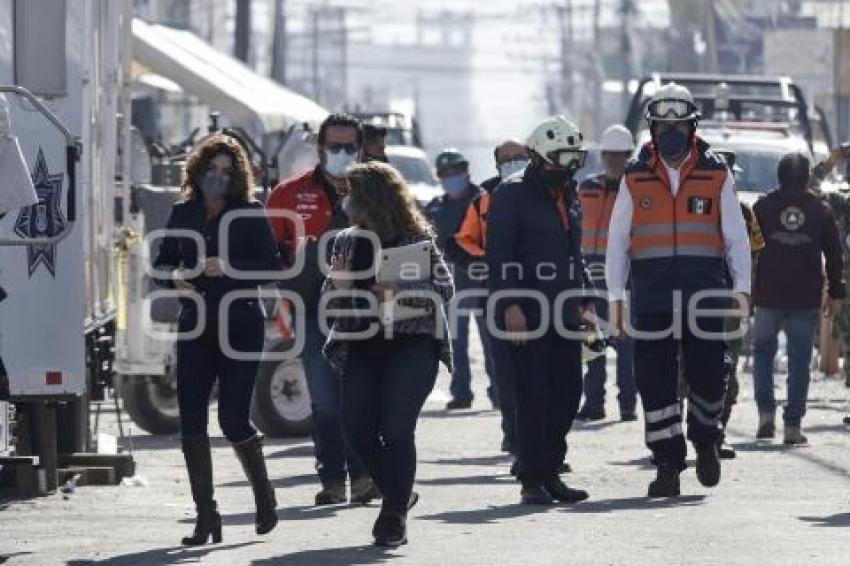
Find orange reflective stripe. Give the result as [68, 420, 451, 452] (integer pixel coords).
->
[579, 180, 616, 255]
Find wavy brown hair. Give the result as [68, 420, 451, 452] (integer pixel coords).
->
[181, 133, 254, 204]
[346, 162, 434, 243]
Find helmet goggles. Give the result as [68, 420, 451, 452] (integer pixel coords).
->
[545, 148, 587, 170]
[646, 99, 699, 122]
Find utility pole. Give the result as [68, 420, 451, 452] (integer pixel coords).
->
[270, 0, 286, 84]
[234, 0, 251, 64]
[620, 0, 636, 113]
[310, 7, 320, 102]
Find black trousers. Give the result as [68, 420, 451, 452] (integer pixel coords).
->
[634, 313, 725, 468]
[340, 336, 438, 514]
[490, 336, 518, 448]
[176, 303, 265, 443]
[513, 330, 582, 484]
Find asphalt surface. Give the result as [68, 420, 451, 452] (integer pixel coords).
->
[1, 341, 850, 565]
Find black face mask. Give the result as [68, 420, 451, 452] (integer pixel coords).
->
[539, 167, 574, 190]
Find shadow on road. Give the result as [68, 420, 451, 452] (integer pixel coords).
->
[421, 454, 512, 467]
[220, 473, 317, 490]
[559, 495, 706, 514]
[607, 457, 655, 470]
[251, 544, 397, 565]
[66, 542, 260, 565]
[180, 504, 345, 527]
[416, 473, 515, 487]
[126, 435, 307, 452]
[729, 441, 788, 453]
[799, 513, 850, 527]
[418, 503, 550, 524]
[419, 409, 495, 419]
[265, 444, 316, 460]
[573, 420, 623, 432]
[1, 553, 32, 564]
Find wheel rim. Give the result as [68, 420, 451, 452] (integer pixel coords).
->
[269, 359, 312, 421]
[145, 378, 180, 419]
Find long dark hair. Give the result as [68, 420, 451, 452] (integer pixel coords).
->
[181, 133, 255, 204]
[346, 162, 434, 243]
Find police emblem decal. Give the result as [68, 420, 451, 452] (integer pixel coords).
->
[13, 148, 65, 277]
[780, 206, 805, 231]
[639, 197, 652, 210]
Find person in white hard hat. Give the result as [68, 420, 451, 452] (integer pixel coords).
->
[605, 82, 751, 497]
[486, 115, 593, 505]
[575, 125, 638, 423]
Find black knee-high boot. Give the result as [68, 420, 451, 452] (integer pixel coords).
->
[181, 434, 222, 545]
[233, 434, 278, 535]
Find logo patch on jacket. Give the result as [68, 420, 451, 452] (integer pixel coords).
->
[780, 206, 805, 231]
[639, 197, 653, 210]
[688, 197, 712, 215]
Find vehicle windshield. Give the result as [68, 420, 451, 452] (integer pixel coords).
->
[732, 150, 785, 193]
[388, 153, 438, 186]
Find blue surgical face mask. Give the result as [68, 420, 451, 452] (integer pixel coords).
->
[324, 148, 358, 178]
[499, 159, 529, 180]
[656, 127, 690, 161]
[441, 174, 468, 197]
[199, 172, 230, 201]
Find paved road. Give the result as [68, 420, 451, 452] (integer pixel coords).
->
[2, 345, 850, 565]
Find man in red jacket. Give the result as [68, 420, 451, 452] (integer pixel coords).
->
[752, 152, 846, 445]
[266, 113, 378, 506]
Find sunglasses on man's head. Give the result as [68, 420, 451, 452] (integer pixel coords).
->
[325, 142, 359, 155]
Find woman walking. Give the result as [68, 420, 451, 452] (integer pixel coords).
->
[154, 134, 281, 545]
[323, 162, 454, 547]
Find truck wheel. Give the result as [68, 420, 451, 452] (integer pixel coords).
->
[120, 376, 181, 435]
[252, 341, 312, 438]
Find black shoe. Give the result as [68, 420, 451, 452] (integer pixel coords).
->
[520, 484, 554, 505]
[576, 405, 606, 422]
[372, 512, 407, 548]
[407, 491, 420, 511]
[695, 443, 721, 487]
[446, 398, 472, 410]
[620, 410, 638, 422]
[718, 442, 737, 460]
[500, 437, 516, 454]
[351, 476, 382, 505]
[544, 477, 588, 503]
[648, 463, 681, 498]
[843, 416, 850, 425]
[315, 482, 347, 505]
[510, 460, 521, 477]
[181, 435, 223, 546]
[559, 462, 572, 474]
[233, 435, 278, 535]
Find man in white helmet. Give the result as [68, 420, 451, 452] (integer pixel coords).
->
[575, 124, 638, 423]
[486, 115, 593, 505]
[605, 83, 751, 497]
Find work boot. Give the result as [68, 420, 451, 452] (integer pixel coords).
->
[718, 442, 737, 460]
[315, 481, 347, 505]
[544, 476, 588, 504]
[500, 436, 516, 455]
[372, 511, 407, 548]
[783, 425, 809, 446]
[180, 435, 222, 546]
[446, 398, 472, 410]
[647, 463, 681, 498]
[559, 462, 572, 474]
[576, 404, 606, 422]
[233, 435, 278, 535]
[520, 483, 554, 505]
[695, 443, 721, 487]
[620, 410, 638, 422]
[350, 476, 382, 505]
[756, 413, 775, 439]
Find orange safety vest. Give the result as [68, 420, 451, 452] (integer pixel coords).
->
[625, 138, 728, 313]
[579, 173, 618, 258]
[455, 192, 490, 257]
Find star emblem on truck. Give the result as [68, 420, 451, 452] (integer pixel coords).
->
[14, 148, 65, 277]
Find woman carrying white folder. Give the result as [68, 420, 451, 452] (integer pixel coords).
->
[322, 162, 454, 548]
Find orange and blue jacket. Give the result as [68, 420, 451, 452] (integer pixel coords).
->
[578, 172, 619, 284]
[625, 137, 728, 314]
[454, 192, 490, 265]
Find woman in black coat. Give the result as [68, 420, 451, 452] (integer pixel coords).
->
[154, 134, 281, 545]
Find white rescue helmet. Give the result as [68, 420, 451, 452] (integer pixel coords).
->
[599, 124, 635, 153]
[527, 115, 587, 170]
[645, 82, 700, 123]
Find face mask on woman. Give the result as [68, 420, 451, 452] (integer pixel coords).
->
[199, 172, 230, 201]
[324, 148, 358, 178]
[498, 159, 529, 180]
[441, 174, 468, 197]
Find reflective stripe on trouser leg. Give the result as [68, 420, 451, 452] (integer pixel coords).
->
[644, 403, 684, 444]
[687, 391, 724, 430]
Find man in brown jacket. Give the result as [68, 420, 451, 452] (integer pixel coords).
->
[752, 152, 846, 445]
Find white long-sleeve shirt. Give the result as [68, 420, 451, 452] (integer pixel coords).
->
[605, 158, 752, 301]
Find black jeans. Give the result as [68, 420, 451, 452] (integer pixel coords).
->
[340, 335, 439, 514]
[513, 330, 582, 484]
[176, 302, 264, 443]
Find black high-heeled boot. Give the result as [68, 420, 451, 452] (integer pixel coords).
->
[233, 434, 278, 535]
[181, 435, 222, 545]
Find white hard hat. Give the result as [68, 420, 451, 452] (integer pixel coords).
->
[527, 115, 587, 169]
[646, 82, 700, 123]
[599, 124, 635, 152]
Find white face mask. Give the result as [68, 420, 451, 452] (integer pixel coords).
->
[324, 149, 358, 178]
[498, 159, 529, 180]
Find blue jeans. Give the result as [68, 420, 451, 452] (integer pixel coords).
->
[582, 300, 637, 413]
[302, 317, 367, 483]
[449, 294, 497, 403]
[752, 307, 819, 426]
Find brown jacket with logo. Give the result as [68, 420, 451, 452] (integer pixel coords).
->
[753, 188, 846, 309]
